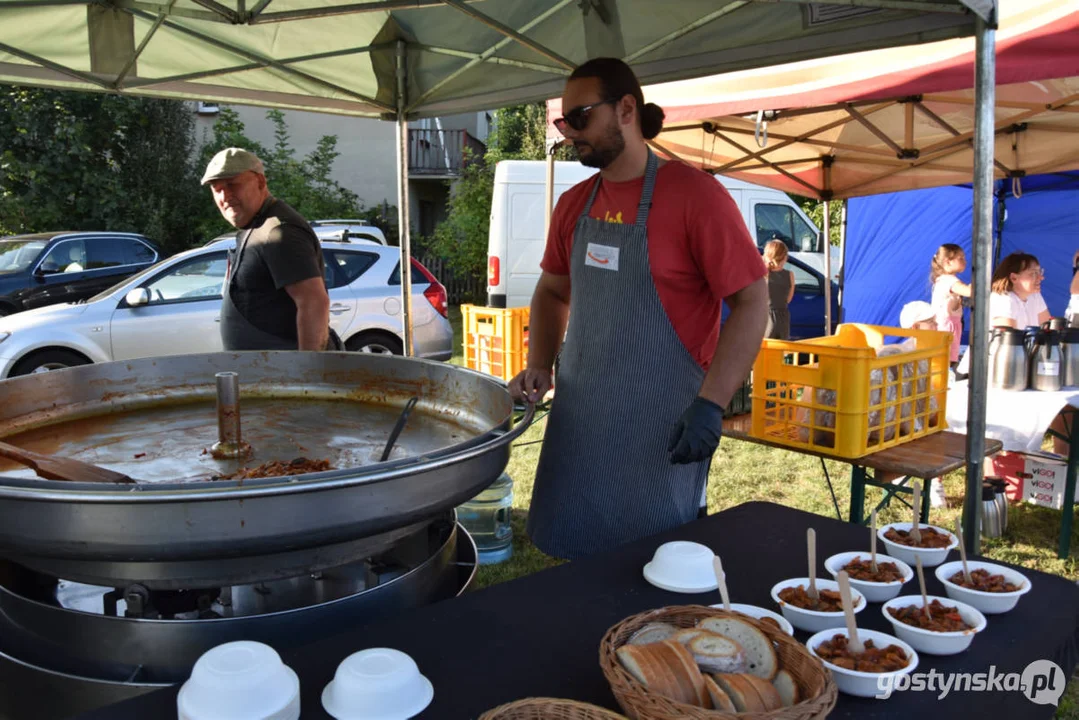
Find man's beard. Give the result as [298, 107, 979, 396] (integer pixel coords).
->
[575, 119, 625, 169]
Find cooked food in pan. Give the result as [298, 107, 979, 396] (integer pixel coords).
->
[218, 457, 331, 480]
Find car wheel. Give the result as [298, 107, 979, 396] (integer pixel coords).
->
[345, 331, 403, 356]
[9, 349, 91, 377]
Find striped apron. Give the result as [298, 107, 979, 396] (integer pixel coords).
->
[527, 151, 711, 560]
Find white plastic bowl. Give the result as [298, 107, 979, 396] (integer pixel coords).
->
[807, 627, 919, 698]
[877, 522, 957, 568]
[881, 595, 987, 655]
[642, 541, 718, 593]
[824, 551, 913, 603]
[709, 602, 795, 636]
[177, 641, 300, 720]
[934, 560, 1032, 614]
[321, 648, 433, 720]
[770, 578, 865, 633]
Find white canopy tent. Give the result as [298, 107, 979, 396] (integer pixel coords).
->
[0, 0, 999, 549]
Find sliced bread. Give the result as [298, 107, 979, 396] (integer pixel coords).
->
[772, 669, 801, 707]
[687, 633, 747, 674]
[703, 675, 737, 713]
[712, 673, 755, 712]
[659, 640, 709, 708]
[744, 674, 784, 711]
[670, 628, 708, 646]
[697, 617, 779, 680]
[618, 643, 683, 704]
[627, 622, 679, 646]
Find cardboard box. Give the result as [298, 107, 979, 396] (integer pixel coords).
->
[1023, 456, 1078, 511]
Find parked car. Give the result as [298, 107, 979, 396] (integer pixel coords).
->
[720, 254, 838, 340]
[310, 219, 387, 245]
[0, 241, 451, 377]
[0, 232, 160, 317]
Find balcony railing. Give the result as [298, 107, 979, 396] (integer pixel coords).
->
[408, 128, 485, 177]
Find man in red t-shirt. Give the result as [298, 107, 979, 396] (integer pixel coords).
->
[508, 58, 768, 560]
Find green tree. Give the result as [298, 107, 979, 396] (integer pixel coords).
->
[793, 195, 846, 246]
[0, 86, 205, 254]
[428, 102, 551, 281]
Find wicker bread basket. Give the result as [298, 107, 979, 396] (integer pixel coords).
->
[479, 698, 629, 719]
[599, 606, 837, 720]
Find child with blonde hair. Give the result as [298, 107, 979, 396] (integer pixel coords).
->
[763, 240, 795, 340]
[929, 244, 971, 364]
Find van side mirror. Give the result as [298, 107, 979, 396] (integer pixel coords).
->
[125, 288, 151, 307]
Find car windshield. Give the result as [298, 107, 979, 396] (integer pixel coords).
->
[0, 239, 48, 274]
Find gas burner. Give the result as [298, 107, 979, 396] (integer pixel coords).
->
[101, 585, 223, 620]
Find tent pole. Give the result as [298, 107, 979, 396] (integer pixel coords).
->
[544, 139, 556, 238]
[823, 200, 832, 335]
[395, 39, 414, 356]
[963, 14, 996, 556]
[838, 201, 847, 322]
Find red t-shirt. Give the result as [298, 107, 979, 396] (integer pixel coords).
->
[540, 160, 766, 370]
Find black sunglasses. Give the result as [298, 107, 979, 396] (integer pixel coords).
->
[553, 98, 619, 134]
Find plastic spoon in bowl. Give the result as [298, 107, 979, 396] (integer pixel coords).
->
[956, 517, 973, 585]
[910, 479, 923, 544]
[870, 510, 879, 574]
[915, 555, 932, 622]
[807, 528, 819, 606]
[713, 555, 731, 612]
[837, 571, 864, 654]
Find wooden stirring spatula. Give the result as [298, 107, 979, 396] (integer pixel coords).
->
[837, 571, 865, 653]
[0, 440, 134, 484]
[807, 527, 820, 605]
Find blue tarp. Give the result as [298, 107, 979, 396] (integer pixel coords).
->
[844, 172, 1079, 341]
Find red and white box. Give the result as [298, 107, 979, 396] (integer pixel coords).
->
[1022, 456, 1077, 511]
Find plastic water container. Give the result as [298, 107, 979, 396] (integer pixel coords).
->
[456, 473, 513, 564]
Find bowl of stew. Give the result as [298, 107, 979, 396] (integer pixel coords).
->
[877, 522, 957, 568]
[824, 551, 913, 603]
[770, 577, 866, 633]
[807, 628, 919, 698]
[934, 561, 1032, 614]
[881, 595, 987, 655]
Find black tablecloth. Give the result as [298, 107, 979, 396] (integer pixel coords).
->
[81, 502, 1079, 719]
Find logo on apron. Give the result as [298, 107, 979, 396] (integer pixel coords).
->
[585, 243, 620, 271]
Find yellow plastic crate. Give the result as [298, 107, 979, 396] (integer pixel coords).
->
[462, 304, 530, 382]
[749, 324, 950, 459]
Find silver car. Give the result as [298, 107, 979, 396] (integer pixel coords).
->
[0, 240, 452, 377]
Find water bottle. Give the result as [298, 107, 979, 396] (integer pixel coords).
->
[456, 472, 513, 564]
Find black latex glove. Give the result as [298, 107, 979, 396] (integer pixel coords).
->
[667, 396, 724, 465]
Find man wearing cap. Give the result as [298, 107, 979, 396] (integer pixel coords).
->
[202, 148, 331, 351]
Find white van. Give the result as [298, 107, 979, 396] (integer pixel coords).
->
[486, 160, 834, 308]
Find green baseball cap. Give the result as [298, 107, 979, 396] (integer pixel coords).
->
[201, 147, 265, 186]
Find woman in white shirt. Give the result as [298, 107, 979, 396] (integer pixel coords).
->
[989, 252, 1051, 329]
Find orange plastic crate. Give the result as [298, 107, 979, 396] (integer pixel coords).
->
[461, 304, 530, 382]
[749, 324, 950, 459]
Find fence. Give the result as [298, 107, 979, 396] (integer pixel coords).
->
[416, 255, 486, 305]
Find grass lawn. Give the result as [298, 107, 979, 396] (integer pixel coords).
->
[445, 306, 1079, 716]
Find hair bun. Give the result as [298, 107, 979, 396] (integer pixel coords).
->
[640, 102, 665, 140]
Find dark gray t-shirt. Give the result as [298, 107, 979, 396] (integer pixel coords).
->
[224, 198, 324, 345]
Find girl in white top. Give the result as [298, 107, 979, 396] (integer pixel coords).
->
[988, 252, 1051, 330]
[929, 244, 971, 364]
[1067, 249, 1079, 319]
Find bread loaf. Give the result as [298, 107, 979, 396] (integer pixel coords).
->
[696, 617, 778, 680]
[627, 622, 678, 646]
[772, 668, 801, 707]
[703, 675, 737, 713]
[743, 674, 784, 711]
[658, 640, 709, 707]
[713, 673, 763, 712]
[687, 633, 747, 674]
